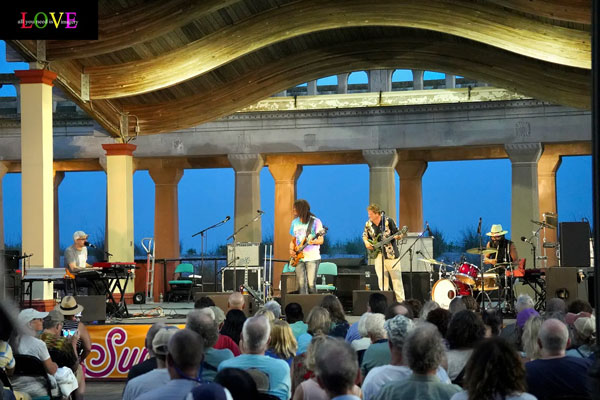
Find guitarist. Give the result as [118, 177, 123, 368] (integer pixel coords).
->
[289, 199, 324, 294]
[362, 204, 405, 301]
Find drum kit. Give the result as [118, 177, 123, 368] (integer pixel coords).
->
[426, 247, 516, 311]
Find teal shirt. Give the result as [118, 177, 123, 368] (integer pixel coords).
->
[361, 340, 390, 379]
[202, 347, 234, 382]
[374, 374, 462, 400]
[289, 321, 308, 340]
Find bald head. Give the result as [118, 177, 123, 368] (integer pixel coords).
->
[538, 318, 570, 357]
[228, 292, 245, 311]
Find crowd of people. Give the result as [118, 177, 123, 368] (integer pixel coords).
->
[1, 291, 598, 400]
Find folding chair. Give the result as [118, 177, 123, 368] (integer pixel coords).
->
[315, 262, 337, 292]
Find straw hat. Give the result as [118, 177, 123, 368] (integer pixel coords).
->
[55, 296, 84, 315]
[486, 224, 508, 237]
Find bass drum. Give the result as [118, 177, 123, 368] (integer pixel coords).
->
[431, 279, 458, 310]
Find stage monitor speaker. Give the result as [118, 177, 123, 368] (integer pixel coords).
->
[545, 268, 588, 307]
[222, 267, 261, 292]
[192, 292, 258, 316]
[402, 272, 430, 303]
[282, 294, 329, 317]
[559, 222, 590, 267]
[74, 295, 106, 323]
[352, 290, 395, 315]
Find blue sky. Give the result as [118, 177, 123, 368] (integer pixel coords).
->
[0, 41, 593, 253]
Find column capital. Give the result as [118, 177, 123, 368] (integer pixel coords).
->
[228, 153, 264, 173]
[269, 162, 302, 183]
[15, 69, 57, 86]
[0, 161, 8, 177]
[505, 143, 542, 164]
[149, 167, 184, 185]
[396, 160, 427, 178]
[102, 143, 137, 156]
[538, 152, 562, 176]
[362, 149, 398, 168]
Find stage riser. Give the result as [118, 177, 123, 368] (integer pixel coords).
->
[282, 294, 329, 317]
[193, 292, 259, 316]
[352, 291, 395, 315]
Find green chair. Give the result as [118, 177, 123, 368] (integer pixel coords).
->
[168, 263, 199, 302]
[315, 261, 337, 292]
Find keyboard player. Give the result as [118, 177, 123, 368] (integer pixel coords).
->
[64, 230, 100, 294]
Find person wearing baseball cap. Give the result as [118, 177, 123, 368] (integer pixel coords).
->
[64, 230, 94, 280]
[484, 224, 518, 267]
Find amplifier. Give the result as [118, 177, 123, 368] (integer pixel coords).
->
[222, 266, 262, 293]
[227, 242, 263, 267]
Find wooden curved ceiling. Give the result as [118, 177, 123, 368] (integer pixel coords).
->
[7, 0, 592, 137]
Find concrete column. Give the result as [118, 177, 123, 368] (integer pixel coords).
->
[307, 80, 317, 96]
[445, 74, 456, 89]
[0, 162, 7, 252]
[537, 151, 562, 267]
[396, 160, 428, 232]
[505, 143, 543, 264]
[53, 171, 65, 269]
[368, 70, 392, 92]
[228, 154, 264, 243]
[268, 161, 302, 295]
[363, 149, 399, 221]
[102, 144, 136, 263]
[412, 70, 424, 90]
[337, 73, 349, 94]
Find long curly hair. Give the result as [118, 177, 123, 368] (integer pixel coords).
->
[464, 337, 528, 400]
[320, 295, 347, 323]
[293, 199, 312, 224]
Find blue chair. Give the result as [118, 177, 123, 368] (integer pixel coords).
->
[315, 262, 337, 292]
[168, 263, 200, 302]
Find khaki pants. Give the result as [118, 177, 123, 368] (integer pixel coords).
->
[374, 256, 405, 302]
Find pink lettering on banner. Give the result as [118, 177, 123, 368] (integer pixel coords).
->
[65, 12, 77, 28]
[86, 327, 147, 378]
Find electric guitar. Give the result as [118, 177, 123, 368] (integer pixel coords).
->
[290, 227, 328, 267]
[367, 225, 409, 258]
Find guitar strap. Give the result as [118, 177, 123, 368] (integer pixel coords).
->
[304, 216, 315, 243]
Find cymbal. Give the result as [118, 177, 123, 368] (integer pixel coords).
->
[466, 247, 496, 255]
[419, 258, 442, 264]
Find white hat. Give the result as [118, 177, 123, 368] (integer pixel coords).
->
[486, 224, 508, 237]
[18, 308, 48, 325]
[152, 327, 179, 356]
[73, 231, 88, 240]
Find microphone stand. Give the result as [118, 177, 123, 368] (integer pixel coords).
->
[193, 217, 230, 284]
[226, 212, 263, 292]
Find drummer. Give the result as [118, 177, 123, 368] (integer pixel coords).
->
[483, 224, 518, 267]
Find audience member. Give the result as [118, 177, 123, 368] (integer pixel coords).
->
[214, 368, 259, 400]
[385, 302, 412, 320]
[209, 307, 240, 356]
[350, 312, 372, 354]
[360, 313, 388, 379]
[450, 337, 535, 400]
[514, 308, 540, 350]
[545, 297, 568, 317]
[375, 323, 461, 400]
[187, 382, 233, 400]
[566, 316, 595, 358]
[404, 299, 422, 319]
[128, 323, 165, 381]
[266, 320, 297, 365]
[567, 299, 593, 315]
[448, 297, 466, 315]
[264, 300, 282, 320]
[445, 310, 485, 384]
[122, 326, 178, 400]
[314, 338, 361, 400]
[525, 318, 593, 400]
[186, 310, 233, 382]
[220, 309, 246, 346]
[320, 295, 349, 338]
[419, 301, 440, 320]
[218, 316, 291, 400]
[194, 296, 216, 309]
[481, 309, 503, 337]
[426, 308, 452, 339]
[254, 309, 275, 322]
[500, 295, 534, 346]
[362, 315, 451, 400]
[461, 296, 478, 312]
[284, 303, 307, 340]
[521, 316, 542, 361]
[346, 293, 388, 342]
[137, 329, 205, 400]
[296, 307, 330, 355]
[40, 310, 78, 371]
[227, 292, 245, 312]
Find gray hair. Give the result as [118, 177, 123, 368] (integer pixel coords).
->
[186, 310, 219, 348]
[419, 301, 440, 320]
[449, 297, 466, 315]
[195, 307, 215, 321]
[263, 300, 282, 319]
[314, 338, 358, 396]
[145, 322, 166, 353]
[241, 316, 271, 353]
[545, 298, 567, 316]
[365, 313, 386, 340]
[516, 295, 535, 313]
[168, 329, 204, 370]
[357, 312, 371, 337]
[384, 315, 415, 349]
[403, 322, 445, 374]
[538, 318, 569, 355]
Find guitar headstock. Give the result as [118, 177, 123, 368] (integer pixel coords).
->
[316, 226, 328, 237]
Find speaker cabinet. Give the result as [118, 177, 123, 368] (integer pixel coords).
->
[282, 294, 329, 317]
[545, 268, 588, 307]
[352, 290, 395, 315]
[222, 267, 261, 292]
[559, 222, 590, 267]
[192, 292, 258, 316]
[401, 272, 430, 303]
[74, 295, 106, 323]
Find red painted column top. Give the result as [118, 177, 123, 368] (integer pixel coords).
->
[102, 143, 137, 156]
[15, 70, 57, 86]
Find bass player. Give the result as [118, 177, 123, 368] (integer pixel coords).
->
[362, 204, 406, 301]
[289, 199, 324, 294]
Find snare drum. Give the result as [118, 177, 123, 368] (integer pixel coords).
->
[474, 273, 499, 291]
[455, 263, 480, 286]
[431, 279, 458, 310]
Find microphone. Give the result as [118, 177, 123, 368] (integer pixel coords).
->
[84, 241, 97, 248]
[416, 250, 424, 256]
[257, 210, 265, 215]
[426, 221, 433, 237]
[520, 236, 531, 244]
[477, 217, 482, 235]
[223, 216, 231, 223]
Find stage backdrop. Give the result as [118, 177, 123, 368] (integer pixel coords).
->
[84, 324, 184, 379]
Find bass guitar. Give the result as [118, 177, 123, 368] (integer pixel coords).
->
[290, 227, 328, 267]
[367, 225, 409, 258]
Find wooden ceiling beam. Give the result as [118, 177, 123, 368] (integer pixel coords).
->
[85, 0, 590, 100]
[46, 0, 242, 60]
[485, 0, 591, 24]
[121, 36, 590, 135]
